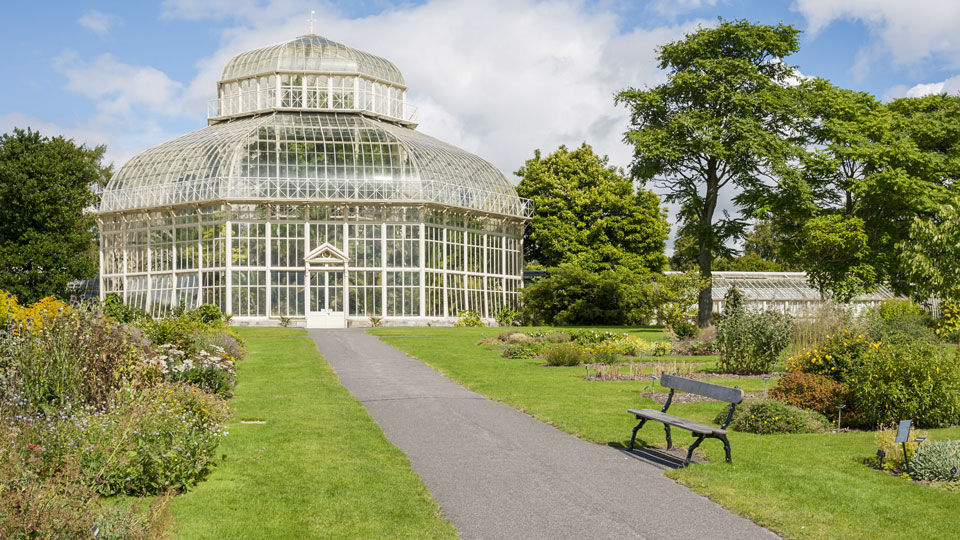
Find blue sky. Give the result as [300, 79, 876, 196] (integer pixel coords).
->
[2, 0, 959, 186]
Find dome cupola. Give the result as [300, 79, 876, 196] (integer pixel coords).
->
[213, 35, 414, 126]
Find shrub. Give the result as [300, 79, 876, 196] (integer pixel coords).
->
[150, 344, 237, 396]
[863, 300, 936, 344]
[0, 451, 172, 540]
[195, 303, 223, 324]
[909, 440, 960, 482]
[75, 383, 228, 495]
[1, 306, 154, 409]
[503, 342, 543, 359]
[719, 400, 830, 434]
[786, 330, 871, 382]
[770, 372, 851, 417]
[543, 343, 587, 366]
[521, 264, 658, 326]
[936, 301, 960, 343]
[671, 321, 699, 340]
[877, 298, 924, 321]
[874, 423, 927, 471]
[454, 310, 485, 327]
[543, 331, 570, 343]
[569, 329, 618, 345]
[498, 330, 529, 343]
[590, 342, 622, 364]
[102, 292, 148, 324]
[848, 338, 960, 428]
[716, 308, 794, 374]
[494, 306, 521, 327]
[650, 341, 672, 357]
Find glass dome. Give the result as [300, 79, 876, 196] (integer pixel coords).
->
[100, 112, 532, 218]
[213, 35, 414, 124]
[221, 34, 405, 86]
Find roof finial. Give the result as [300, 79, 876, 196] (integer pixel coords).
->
[307, 10, 317, 34]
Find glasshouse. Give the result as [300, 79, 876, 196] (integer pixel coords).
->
[97, 35, 532, 327]
[709, 272, 898, 317]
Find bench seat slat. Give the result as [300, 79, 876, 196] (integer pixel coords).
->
[628, 408, 727, 436]
[660, 374, 743, 404]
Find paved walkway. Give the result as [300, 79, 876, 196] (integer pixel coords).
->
[310, 329, 778, 540]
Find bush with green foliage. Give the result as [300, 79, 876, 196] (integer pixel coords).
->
[494, 306, 521, 327]
[589, 342, 622, 364]
[521, 264, 654, 326]
[785, 330, 870, 381]
[936, 301, 960, 344]
[543, 343, 587, 366]
[454, 309, 485, 327]
[716, 304, 794, 374]
[543, 331, 570, 343]
[908, 440, 960, 482]
[874, 423, 927, 471]
[102, 292, 148, 323]
[770, 371, 850, 417]
[718, 400, 830, 434]
[848, 338, 960, 428]
[503, 342, 543, 359]
[0, 449, 171, 540]
[862, 299, 936, 344]
[195, 303, 223, 324]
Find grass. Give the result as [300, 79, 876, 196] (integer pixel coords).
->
[371, 326, 960, 540]
[168, 327, 457, 540]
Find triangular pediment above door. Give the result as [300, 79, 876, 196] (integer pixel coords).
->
[304, 243, 349, 264]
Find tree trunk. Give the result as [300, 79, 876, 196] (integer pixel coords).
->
[697, 234, 713, 328]
[697, 162, 720, 328]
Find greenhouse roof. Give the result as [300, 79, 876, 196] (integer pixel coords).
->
[708, 272, 897, 303]
[99, 112, 531, 218]
[220, 35, 405, 86]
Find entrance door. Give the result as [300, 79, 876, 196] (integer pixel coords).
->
[307, 270, 345, 328]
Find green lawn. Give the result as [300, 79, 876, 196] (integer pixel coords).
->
[371, 326, 960, 540]
[168, 327, 457, 540]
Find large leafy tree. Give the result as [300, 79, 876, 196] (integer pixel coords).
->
[515, 143, 668, 272]
[770, 83, 960, 299]
[0, 129, 108, 302]
[617, 19, 804, 326]
[899, 197, 960, 306]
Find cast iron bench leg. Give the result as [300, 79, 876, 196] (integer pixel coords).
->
[719, 434, 732, 463]
[629, 418, 648, 450]
[664, 424, 673, 450]
[683, 434, 706, 467]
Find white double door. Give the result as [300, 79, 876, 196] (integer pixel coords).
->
[306, 267, 346, 328]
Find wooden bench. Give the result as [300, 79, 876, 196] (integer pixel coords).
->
[628, 374, 744, 467]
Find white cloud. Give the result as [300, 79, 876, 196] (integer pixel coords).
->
[77, 10, 118, 36]
[162, 0, 702, 180]
[54, 52, 186, 121]
[793, 0, 960, 71]
[0, 113, 163, 167]
[895, 74, 960, 98]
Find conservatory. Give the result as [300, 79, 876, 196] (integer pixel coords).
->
[97, 35, 531, 327]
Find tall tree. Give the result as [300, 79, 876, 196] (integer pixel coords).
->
[617, 19, 804, 326]
[770, 83, 960, 299]
[516, 143, 669, 272]
[0, 129, 107, 302]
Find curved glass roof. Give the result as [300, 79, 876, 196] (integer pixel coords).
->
[221, 35, 405, 86]
[100, 113, 530, 218]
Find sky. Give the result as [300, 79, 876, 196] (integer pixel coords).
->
[3, 0, 960, 246]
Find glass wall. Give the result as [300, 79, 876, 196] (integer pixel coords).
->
[100, 203, 523, 323]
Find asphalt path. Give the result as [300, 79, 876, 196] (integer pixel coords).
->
[310, 329, 779, 540]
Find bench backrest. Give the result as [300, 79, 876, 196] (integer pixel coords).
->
[660, 374, 744, 404]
